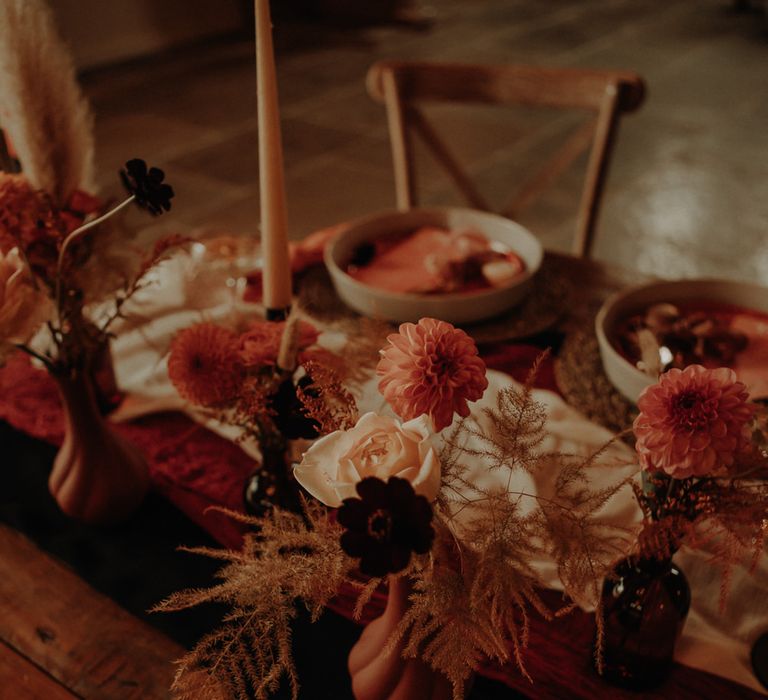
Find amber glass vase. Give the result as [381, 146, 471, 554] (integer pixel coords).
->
[597, 556, 691, 690]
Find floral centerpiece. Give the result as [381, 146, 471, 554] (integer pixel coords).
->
[598, 364, 768, 689]
[632, 364, 766, 580]
[158, 317, 636, 700]
[0, 161, 179, 523]
[1, 161, 177, 371]
[0, 0, 183, 522]
[167, 314, 358, 512]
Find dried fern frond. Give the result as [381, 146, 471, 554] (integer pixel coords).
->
[441, 363, 635, 595]
[634, 472, 768, 610]
[468, 524, 555, 679]
[298, 359, 358, 433]
[91, 234, 191, 333]
[0, 0, 95, 203]
[442, 381, 549, 484]
[155, 501, 356, 700]
[351, 575, 384, 620]
[394, 562, 504, 699]
[432, 359, 638, 683]
[543, 445, 636, 604]
[540, 499, 632, 608]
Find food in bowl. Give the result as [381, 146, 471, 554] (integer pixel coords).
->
[596, 279, 768, 404]
[345, 225, 526, 295]
[324, 208, 543, 324]
[612, 300, 768, 397]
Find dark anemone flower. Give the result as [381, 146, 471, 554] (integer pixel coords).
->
[337, 476, 434, 577]
[120, 158, 174, 216]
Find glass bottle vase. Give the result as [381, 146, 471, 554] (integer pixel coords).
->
[597, 555, 691, 690]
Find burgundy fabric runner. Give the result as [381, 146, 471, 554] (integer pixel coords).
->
[0, 353, 252, 549]
[0, 350, 762, 699]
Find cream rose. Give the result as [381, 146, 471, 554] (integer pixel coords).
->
[293, 412, 440, 507]
[0, 249, 51, 354]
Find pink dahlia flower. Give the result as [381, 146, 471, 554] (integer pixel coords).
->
[376, 317, 488, 431]
[633, 364, 754, 479]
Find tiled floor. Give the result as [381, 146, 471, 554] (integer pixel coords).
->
[81, 0, 768, 284]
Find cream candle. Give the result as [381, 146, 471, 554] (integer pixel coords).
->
[255, 0, 292, 317]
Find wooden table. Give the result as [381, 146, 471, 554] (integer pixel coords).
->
[0, 252, 763, 699]
[0, 524, 182, 699]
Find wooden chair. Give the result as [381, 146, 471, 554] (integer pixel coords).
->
[366, 60, 645, 258]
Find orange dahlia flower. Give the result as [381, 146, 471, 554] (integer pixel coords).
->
[377, 317, 488, 431]
[0, 173, 64, 251]
[238, 319, 319, 368]
[168, 323, 243, 407]
[634, 364, 754, 479]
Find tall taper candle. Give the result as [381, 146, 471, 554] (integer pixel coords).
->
[255, 0, 292, 315]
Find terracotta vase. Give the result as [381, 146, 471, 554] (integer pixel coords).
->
[89, 335, 123, 415]
[348, 575, 455, 700]
[49, 368, 149, 525]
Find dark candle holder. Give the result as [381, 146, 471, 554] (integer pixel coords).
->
[243, 306, 318, 517]
[243, 438, 302, 517]
[265, 306, 291, 321]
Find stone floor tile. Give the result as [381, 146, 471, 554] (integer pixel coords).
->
[77, 0, 768, 287]
[167, 118, 359, 187]
[284, 158, 399, 237]
[92, 113, 219, 187]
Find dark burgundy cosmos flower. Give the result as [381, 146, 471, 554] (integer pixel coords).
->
[337, 476, 434, 577]
[120, 158, 174, 215]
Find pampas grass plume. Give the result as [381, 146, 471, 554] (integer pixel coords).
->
[0, 0, 95, 204]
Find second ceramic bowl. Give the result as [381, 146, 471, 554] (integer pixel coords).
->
[595, 278, 768, 403]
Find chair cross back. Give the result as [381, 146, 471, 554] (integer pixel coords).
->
[366, 60, 645, 258]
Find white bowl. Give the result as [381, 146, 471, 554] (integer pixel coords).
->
[596, 278, 768, 403]
[324, 207, 543, 324]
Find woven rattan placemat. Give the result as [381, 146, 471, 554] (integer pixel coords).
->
[555, 326, 637, 435]
[297, 260, 569, 343]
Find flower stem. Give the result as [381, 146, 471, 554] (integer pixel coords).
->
[14, 343, 54, 371]
[660, 477, 677, 519]
[54, 195, 136, 323]
[61, 195, 136, 257]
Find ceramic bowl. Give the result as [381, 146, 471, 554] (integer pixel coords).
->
[324, 207, 543, 324]
[595, 278, 768, 403]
